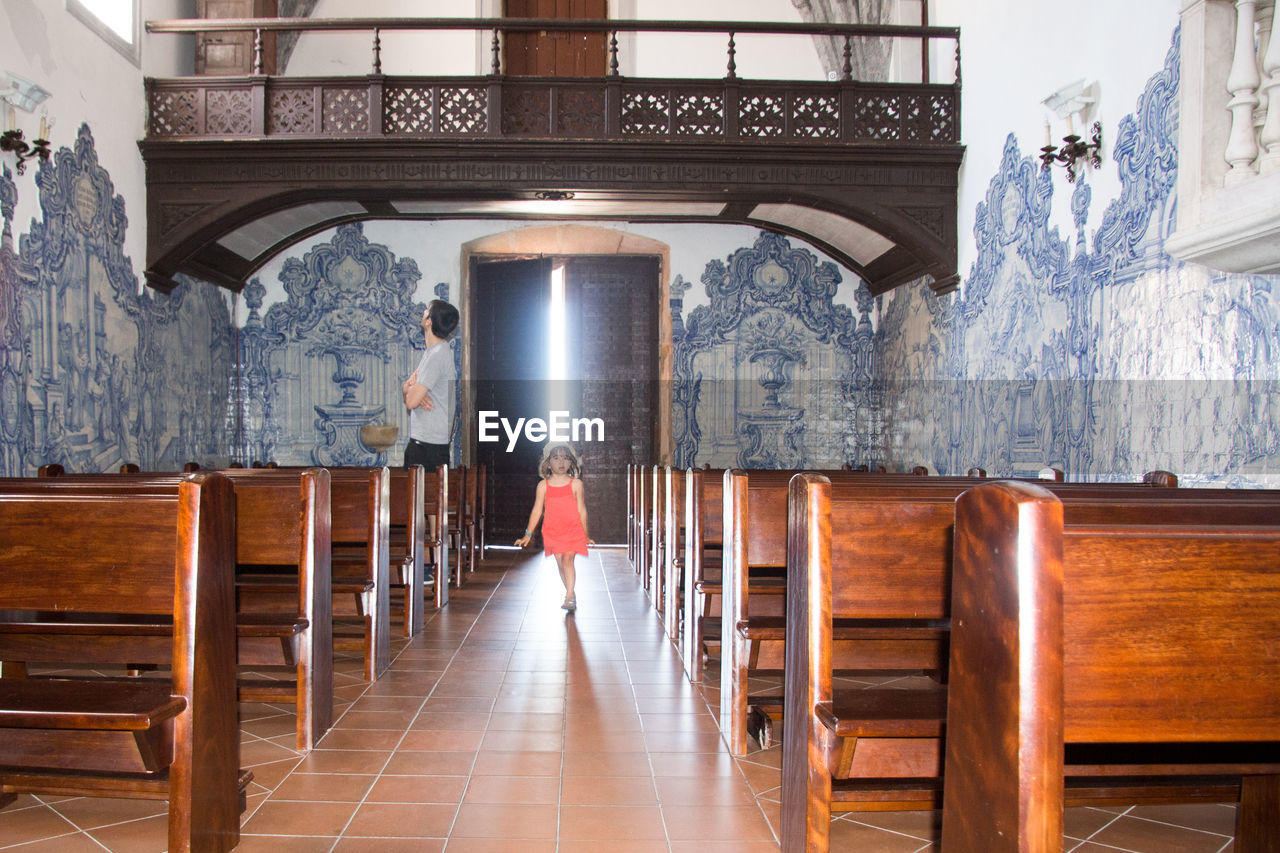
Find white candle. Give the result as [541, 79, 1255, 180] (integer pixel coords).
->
[38, 114, 47, 141]
[5, 107, 13, 133]
[1044, 121, 1052, 148]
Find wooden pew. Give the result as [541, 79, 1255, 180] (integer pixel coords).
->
[0, 474, 246, 852]
[662, 466, 686, 642]
[723, 469, 961, 755]
[28, 468, 334, 751]
[421, 464, 449, 609]
[463, 464, 479, 569]
[649, 464, 666, 608]
[327, 467, 391, 682]
[474, 463, 488, 560]
[387, 465, 426, 636]
[942, 480, 1280, 852]
[636, 464, 654, 587]
[682, 466, 725, 682]
[627, 463, 637, 566]
[780, 474, 1280, 852]
[446, 465, 468, 587]
[217, 468, 335, 752]
[725, 467, 1183, 755]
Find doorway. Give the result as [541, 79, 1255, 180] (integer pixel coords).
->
[471, 254, 659, 544]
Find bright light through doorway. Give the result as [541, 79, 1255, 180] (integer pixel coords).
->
[548, 263, 569, 411]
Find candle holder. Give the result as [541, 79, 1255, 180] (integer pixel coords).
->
[1039, 121, 1102, 183]
[0, 128, 50, 175]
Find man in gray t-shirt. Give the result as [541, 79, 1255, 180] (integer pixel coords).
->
[401, 300, 458, 470]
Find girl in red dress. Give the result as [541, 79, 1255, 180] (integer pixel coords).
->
[515, 443, 594, 612]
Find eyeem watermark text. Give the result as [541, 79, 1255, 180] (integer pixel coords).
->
[478, 410, 605, 451]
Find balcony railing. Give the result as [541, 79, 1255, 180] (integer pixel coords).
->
[143, 16, 961, 145]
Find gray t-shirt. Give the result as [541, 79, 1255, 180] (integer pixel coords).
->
[409, 340, 456, 445]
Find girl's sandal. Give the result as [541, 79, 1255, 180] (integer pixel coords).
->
[561, 597, 577, 613]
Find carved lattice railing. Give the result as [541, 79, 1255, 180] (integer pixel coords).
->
[144, 16, 960, 145]
[146, 75, 958, 143]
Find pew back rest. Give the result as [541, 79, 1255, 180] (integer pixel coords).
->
[328, 467, 390, 548]
[221, 468, 330, 567]
[388, 466, 424, 531]
[0, 489, 187, 614]
[825, 490, 959, 620]
[1062, 524, 1280, 742]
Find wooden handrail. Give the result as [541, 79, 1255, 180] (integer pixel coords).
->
[146, 16, 960, 40]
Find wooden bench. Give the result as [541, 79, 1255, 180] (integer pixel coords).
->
[0, 474, 246, 852]
[446, 465, 468, 586]
[780, 474, 1280, 852]
[726, 468, 1183, 755]
[217, 468, 335, 752]
[327, 467, 391, 682]
[648, 464, 667, 607]
[30, 468, 334, 750]
[387, 465, 426, 636]
[942, 480, 1280, 852]
[474, 463, 488, 560]
[723, 469, 964, 755]
[662, 466, 686, 642]
[421, 464, 449, 609]
[681, 466, 725, 682]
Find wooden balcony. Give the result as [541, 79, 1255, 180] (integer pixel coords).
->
[139, 17, 965, 295]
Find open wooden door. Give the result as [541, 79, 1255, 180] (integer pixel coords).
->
[504, 0, 608, 77]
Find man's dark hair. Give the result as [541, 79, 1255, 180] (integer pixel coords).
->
[427, 300, 459, 339]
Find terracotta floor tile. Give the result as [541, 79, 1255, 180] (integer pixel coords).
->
[318, 728, 404, 750]
[471, 749, 564, 776]
[0, 804, 78, 846]
[655, 775, 761, 806]
[5, 833, 113, 852]
[44, 796, 166, 830]
[558, 842, 673, 853]
[479, 728, 564, 752]
[562, 749, 654, 777]
[663, 804, 776, 841]
[440, 840, 557, 853]
[1087, 813, 1232, 852]
[463, 774, 561, 805]
[242, 800, 360, 837]
[269, 772, 377, 802]
[399, 728, 486, 751]
[449, 803, 558, 839]
[293, 749, 391, 775]
[331, 837, 445, 852]
[233, 835, 341, 852]
[559, 804, 667, 841]
[560, 775, 660, 806]
[343, 802, 456, 837]
[382, 749, 477, 776]
[485, 711, 564, 731]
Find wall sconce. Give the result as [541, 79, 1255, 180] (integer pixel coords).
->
[1040, 121, 1102, 183]
[1, 72, 53, 175]
[1040, 79, 1102, 182]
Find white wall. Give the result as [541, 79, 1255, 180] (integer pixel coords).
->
[241, 218, 864, 326]
[1, 0, 191, 292]
[930, 0, 1183, 285]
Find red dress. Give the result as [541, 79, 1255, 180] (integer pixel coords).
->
[541, 479, 588, 557]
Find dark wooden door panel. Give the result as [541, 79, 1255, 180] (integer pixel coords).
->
[473, 257, 553, 542]
[504, 0, 607, 77]
[566, 255, 658, 544]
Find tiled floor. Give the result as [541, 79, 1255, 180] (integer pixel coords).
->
[1, 547, 1239, 851]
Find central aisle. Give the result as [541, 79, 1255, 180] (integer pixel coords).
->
[238, 545, 783, 851]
